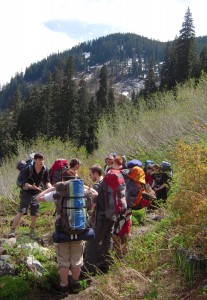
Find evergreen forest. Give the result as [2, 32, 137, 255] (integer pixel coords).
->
[0, 8, 207, 159]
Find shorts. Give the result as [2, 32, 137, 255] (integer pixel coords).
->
[55, 241, 84, 269]
[19, 190, 40, 216]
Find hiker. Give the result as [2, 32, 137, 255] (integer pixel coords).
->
[88, 164, 104, 224]
[36, 177, 97, 295]
[104, 154, 114, 174]
[89, 164, 104, 189]
[111, 156, 131, 258]
[151, 164, 169, 202]
[8, 153, 51, 239]
[145, 164, 154, 186]
[62, 158, 81, 179]
[83, 163, 115, 275]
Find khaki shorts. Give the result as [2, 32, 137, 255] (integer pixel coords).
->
[55, 241, 84, 268]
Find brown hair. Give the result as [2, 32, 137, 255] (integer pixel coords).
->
[89, 164, 103, 176]
[34, 153, 44, 160]
[69, 158, 81, 168]
[153, 164, 161, 171]
[114, 156, 123, 166]
[62, 169, 77, 181]
[147, 164, 154, 170]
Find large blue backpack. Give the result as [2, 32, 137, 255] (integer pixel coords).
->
[53, 179, 95, 242]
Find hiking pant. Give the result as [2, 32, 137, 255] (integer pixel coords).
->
[83, 213, 114, 273]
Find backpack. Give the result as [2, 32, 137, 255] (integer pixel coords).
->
[160, 161, 172, 172]
[122, 167, 155, 210]
[49, 158, 69, 184]
[102, 169, 127, 220]
[160, 161, 173, 181]
[126, 159, 142, 168]
[54, 179, 91, 240]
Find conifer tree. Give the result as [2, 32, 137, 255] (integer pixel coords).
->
[96, 65, 108, 114]
[18, 87, 41, 140]
[49, 64, 64, 138]
[199, 45, 207, 74]
[141, 59, 158, 98]
[174, 7, 197, 83]
[39, 73, 53, 137]
[77, 79, 90, 147]
[8, 88, 23, 142]
[86, 96, 99, 153]
[108, 86, 115, 112]
[61, 56, 79, 142]
[160, 41, 177, 90]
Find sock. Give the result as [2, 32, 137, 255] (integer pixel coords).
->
[60, 283, 68, 287]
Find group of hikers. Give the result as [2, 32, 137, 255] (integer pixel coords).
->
[7, 152, 172, 295]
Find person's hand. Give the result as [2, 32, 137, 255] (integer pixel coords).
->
[24, 183, 42, 191]
[33, 185, 42, 191]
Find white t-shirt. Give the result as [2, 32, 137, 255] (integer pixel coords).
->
[44, 190, 56, 202]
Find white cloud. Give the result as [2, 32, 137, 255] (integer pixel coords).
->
[1, 0, 206, 86]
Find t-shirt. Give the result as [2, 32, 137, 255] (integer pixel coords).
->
[23, 164, 50, 195]
[152, 172, 169, 187]
[44, 190, 56, 202]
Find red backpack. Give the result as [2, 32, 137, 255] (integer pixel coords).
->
[49, 159, 69, 184]
[103, 169, 127, 220]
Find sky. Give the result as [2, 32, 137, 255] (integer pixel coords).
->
[1, 0, 207, 86]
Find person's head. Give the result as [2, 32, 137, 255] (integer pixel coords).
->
[146, 164, 154, 173]
[113, 156, 123, 169]
[153, 164, 161, 172]
[61, 170, 76, 182]
[69, 158, 81, 170]
[105, 154, 114, 167]
[89, 164, 103, 182]
[34, 153, 45, 166]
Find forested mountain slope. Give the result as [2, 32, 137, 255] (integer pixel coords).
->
[0, 32, 207, 110]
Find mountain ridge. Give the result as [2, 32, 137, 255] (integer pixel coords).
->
[0, 32, 207, 109]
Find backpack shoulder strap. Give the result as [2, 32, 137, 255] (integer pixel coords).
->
[28, 164, 33, 178]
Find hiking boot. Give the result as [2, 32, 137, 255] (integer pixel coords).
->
[79, 270, 90, 280]
[52, 283, 69, 296]
[98, 263, 110, 274]
[68, 281, 82, 294]
[8, 230, 16, 238]
[29, 231, 40, 240]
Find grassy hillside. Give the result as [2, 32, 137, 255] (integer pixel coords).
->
[0, 74, 207, 299]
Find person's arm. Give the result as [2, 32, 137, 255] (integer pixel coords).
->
[151, 179, 156, 189]
[84, 185, 98, 196]
[154, 183, 167, 191]
[158, 173, 169, 190]
[154, 173, 168, 191]
[35, 186, 56, 202]
[45, 181, 52, 189]
[84, 185, 98, 210]
[43, 168, 52, 188]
